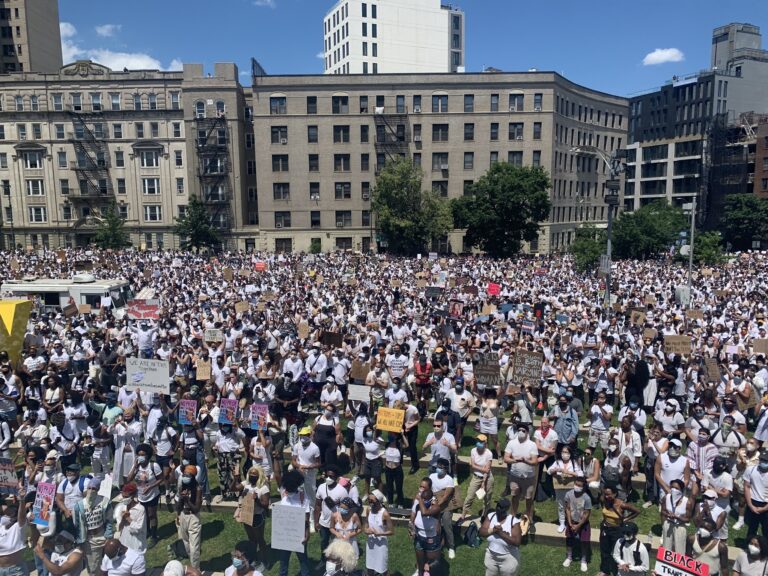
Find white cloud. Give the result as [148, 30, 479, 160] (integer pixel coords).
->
[60, 22, 180, 71]
[316, 51, 324, 59]
[95, 24, 122, 38]
[253, 0, 276, 7]
[642, 48, 685, 66]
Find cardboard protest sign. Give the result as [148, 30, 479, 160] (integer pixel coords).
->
[417, 279, 428, 289]
[126, 358, 170, 394]
[753, 339, 768, 355]
[196, 360, 212, 382]
[178, 400, 198, 426]
[390, 279, 402, 288]
[297, 322, 310, 340]
[223, 268, 234, 282]
[643, 328, 658, 341]
[235, 301, 250, 314]
[78, 304, 92, 314]
[481, 304, 497, 316]
[521, 320, 535, 334]
[256, 302, 266, 312]
[63, 302, 79, 318]
[239, 492, 255, 526]
[510, 350, 544, 385]
[219, 399, 238, 425]
[645, 295, 657, 306]
[0, 458, 16, 495]
[654, 547, 710, 576]
[705, 358, 721, 382]
[487, 283, 501, 296]
[321, 331, 343, 348]
[271, 504, 307, 553]
[9, 258, 19, 271]
[714, 290, 729, 298]
[425, 286, 444, 299]
[32, 482, 55, 527]
[126, 300, 160, 320]
[350, 361, 370, 382]
[375, 407, 405, 433]
[204, 329, 224, 343]
[630, 309, 646, 326]
[347, 384, 371, 402]
[250, 403, 269, 431]
[239, 268, 251, 278]
[701, 268, 713, 277]
[686, 309, 704, 320]
[664, 335, 691, 355]
[474, 353, 502, 389]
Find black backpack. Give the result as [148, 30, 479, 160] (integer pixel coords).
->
[464, 521, 481, 548]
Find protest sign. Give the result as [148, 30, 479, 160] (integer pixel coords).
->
[521, 320, 535, 334]
[63, 302, 78, 318]
[448, 300, 464, 319]
[204, 329, 224, 343]
[126, 358, 170, 394]
[376, 407, 405, 433]
[686, 309, 704, 320]
[487, 283, 501, 296]
[390, 279, 402, 288]
[239, 268, 251, 278]
[196, 360, 212, 382]
[32, 482, 55, 527]
[510, 350, 544, 385]
[219, 399, 238, 425]
[297, 322, 310, 340]
[250, 403, 269, 431]
[645, 294, 657, 306]
[347, 384, 371, 402]
[223, 267, 234, 282]
[239, 492, 255, 526]
[255, 261, 267, 272]
[98, 474, 113, 499]
[235, 301, 250, 314]
[753, 339, 768, 355]
[126, 300, 161, 320]
[705, 358, 721, 382]
[654, 547, 709, 576]
[78, 304, 92, 314]
[630, 309, 646, 326]
[321, 331, 343, 348]
[417, 279, 428, 289]
[481, 304, 497, 316]
[271, 504, 308, 553]
[178, 400, 198, 425]
[0, 458, 16, 495]
[474, 353, 502, 389]
[715, 290, 729, 298]
[643, 328, 658, 341]
[263, 290, 276, 302]
[664, 335, 691, 355]
[425, 286, 444, 299]
[350, 361, 370, 382]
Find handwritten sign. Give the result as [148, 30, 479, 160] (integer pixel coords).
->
[630, 309, 646, 326]
[271, 504, 307, 553]
[425, 286, 444, 299]
[239, 492, 255, 526]
[320, 331, 343, 348]
[126, 358, 170, 394]
[297, 322, 310, 340]
[643, 328, 658, 341]
[350, 361, 370, 382]
[219, 398, 239, 425]
[753, 339, 768, 355]
[0, 458, 16, 495]
[196, 360, 211, 382]
[223, 267, 234, 282]
[390, 279, 402, 289]
[686, 309, 704, 320]
[235, 301, 250, 314]
[654, 547, 710, 576]
[63, 302, 78, 318]
[375, 407, 405, 433]
[178, 400, 198, 425]
[32, 482, 55, 527]
[705, 358, 721, 382]
[664, 335, 691, 355]
[347, 384, 371, 402]
[78, 304, 92, 314]
[250, 403, 269, 431]
[254, 261, 267, 272]
[126, 300, 161, 320]
[509, 350, 544, 385]
[475, 353, 502, 389]
[204, 329, 224, 343]
[487, 283, 501, 296]
[239, 268, 251, 278]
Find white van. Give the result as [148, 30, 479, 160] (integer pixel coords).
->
[0, 274, 133, 315]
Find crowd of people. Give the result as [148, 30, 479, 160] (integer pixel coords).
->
[0, 248, 767, 576]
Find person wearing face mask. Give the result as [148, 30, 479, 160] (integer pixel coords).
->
[712, 414, 746, 471]
[693, 488, 727, 542]
[313, 465, 348, 570]
[126, 444, 162, 549]
[330, 497, 362, 557]
[562, 476, 592, 573]
[174, 465, 203, 570]
[214, 419, 246, 501]
[617, 397, 647, 443]
[444, 377, 475, 444]
[687, 427, 718, 488]
[598, 485, 640, 576]
[291, 427, 321, 520]
[547, 445, 583, 533]
[552, 394, 579, 455]
[719, 394, 747, 435]
[313, 402, 343, 468]
[99, 538, 146, 576]
[110, 408, 143, 489]
[601, 439, 627, 500]
[686, 519, 728, 576]
[233, 466, 271, 563]
[503, 423, 539, 525]
[587, 393, 613, 454]
[732, 535, 768, 576]
[364, 489, 393, 576]
[744, 448, 768, 542]
[322, 539, 359, 576]
[0, 486, 28, 575]
[225, 540, 264, 576]
[684, 402, 715, 444]
[71, 477, 115, 575]
[163, 560, 203, 576]
[704, 455, 733, 530]
[321, 376, 344, 410]
[611, 522, 649, 576]
[460, 434, 494, 522]
[114, 483, 146, 554]
[653, 397, 685, 438]
[660, 478, 693, 553]
[55, 463, 91, 533]
[654, 438, 691, 500]
[34, 530, 83, 576]
[423, 416, 457, 476]
[734, 438, 761, 530]
[427, 457, 456, 560]
[384, 378, 408, 409]
[277, 469, 311, 576]
[479, 497, 522, 576]
[409, 478, 443, 576]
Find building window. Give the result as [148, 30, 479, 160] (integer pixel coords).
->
[508, 151, 523, 166]
[133, 94, 142, 111]
[273, 183, 290, 200]
[117, 178, 126, 194]
[396, 95, 406, 114]
[118, 204, 128, 219]
[334, 154, 351, 171]
[533, 122, 542, 140]
[464, 123, 474, 141]
[306, 96, 317, 115]
[272, 154, 289, 171]
[508, 122, 524, 140]
[432, 152, 449, 171]
[140, 150, 159, 168]
[333, 125, 350, 143]
[463, 180, 474, 195]
[311, 210, 321, 228]
[246, 133, 254, 148]
[308, 154, 320, 172]
[174, 150, 183, 167]
[269, 97, 287, 115]
[509, 94, 524, 111]
[464, 94, 474, 113]
[271, 126, 288, 144]
[307, 125, 318, 143]
[57, 151, 66, 168]
[0, 153, 6, 169]
[52, 94, 63, 111]
[413, 153, 421, 167]
[534, 93, 543, 110]
[147, 93, 157, 110]
[335, 210, 352, 227]
[361, 153, 370, 171]
[332, 96, 349, 114]
[110, 93, 121, 111]
[464, 152, 474, 170]
[432, 181, 448, 196]
[532, 150, 541, 167]
[360, 125, 369, 143]
[335, 182, 352, 199]
[432, 95, 448, 113]
[17, 124, 26, 140]
[54, 124, 65, 139]
[113, 124, 123, 139]
[274, 211, 291, 228]
[135, 123, 144, 139]
[62, 204, 72, 221]
[170, 92, 180, 110]
[309, 182, 320, 201]
[28, 206, 47, 222]
[142, 178, 160, 195]
[371, 23, 377, 37]
[143, 205, 162, 222]
[176, 178, 184, 194]
[26, 179, 44, 195]
[71, 93, 82, 111]
[490, 151, 499, 165]
[362, 22, 367, 37]
[172, 122, 181, 138]
[413, 95, 422, 112]
[114, 151, 124, 168]
[432, 124, 449, 142]
[359, 96, 369, 113]
[21, 151, 41, 169]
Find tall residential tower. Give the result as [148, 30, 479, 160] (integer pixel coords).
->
[0, 0, 63, 73]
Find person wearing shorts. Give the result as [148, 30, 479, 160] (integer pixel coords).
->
[503, 423, 539, 526]
[564, 476, 592, 572]
[410, 477, 443, 576]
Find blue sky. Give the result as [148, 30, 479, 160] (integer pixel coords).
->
[58, 0, 768, 96]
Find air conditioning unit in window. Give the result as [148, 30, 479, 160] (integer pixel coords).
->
[413, 106, 421, 113]
[275, 223, 283, 229]
[336, 221, 344, 228]
[509, 106, 517, 113]
[440, 164, 449, 170]
[534, 106, 542, 112]
[280, 138, 287, 145]
[362, 193, 370, 200]
[414, 135, 422, 142]
[310, 193, 320, 201]
[516, 136, 524, 141]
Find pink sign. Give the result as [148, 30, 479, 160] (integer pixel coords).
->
[487, 283, 501, 296]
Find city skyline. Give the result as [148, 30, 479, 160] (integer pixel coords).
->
[58, 0, 768, 96]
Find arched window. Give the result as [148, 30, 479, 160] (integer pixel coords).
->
[195, 100, 205, 119]
[215, 100, 226, 117]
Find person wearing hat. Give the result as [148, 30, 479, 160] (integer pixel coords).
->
[654, 438, 691, 501]
[460, 434, 494, 522]
[115, 482, 147, 554]
[744, 448, 768, 542]
[55, 463, 91, 533]
[364, 489, 393, 576]
[503, 422, 538, 524]
[660, 478, 693, 553]
[34, 529, 83, 576]
[693, 487, 728, 542]
[479, 498, 521, 576]
[71, 477, 115, 574]
[110, 407, 143, 489]
[291, 426, 321, 520]
[162, 560, 202, 576]
[611, 521, 649, 576]
[712, 413, 747, 471]
[174, 465, 203, 569]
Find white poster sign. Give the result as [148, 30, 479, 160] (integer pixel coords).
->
[125, 358, 170, 394]
[347, 384, 371, 403]
[271, 504, 307, 553]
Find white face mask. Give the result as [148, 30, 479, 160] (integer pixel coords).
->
[670, 488, 682, 498]
[748, 545, 761, 556]
[54, 544, 67, 554]
[561, 454, 571, 462]
[517, 431, 528, 441]
[0, 516, 12, 528]
[698, 528, 711, 539]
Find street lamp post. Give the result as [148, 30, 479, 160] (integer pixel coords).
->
[3, 181, 14, 250]
[683, 196, 697, 308]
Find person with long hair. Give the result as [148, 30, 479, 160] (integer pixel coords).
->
[409, 477, 443, 576]
[364, 490, 393, 576]
[323, 539, 359, 576]
[233, 466, 270, 564]
[597, 485, 640, 576]
[127, 443, 163, 548]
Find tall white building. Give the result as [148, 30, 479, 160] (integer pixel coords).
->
[323, 0, 465, 75]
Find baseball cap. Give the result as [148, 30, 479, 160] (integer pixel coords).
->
[299, 426, 312, 436]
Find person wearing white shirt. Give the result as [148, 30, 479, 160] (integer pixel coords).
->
[276, 469, 311, 576]
[587, 392, 613, 451]
[291, 428, 321, 516]
[612, 523, 649, 576]
[503, 423, 539, 522]
[479, 498, 522, 576]
[100, 539, 146, 576]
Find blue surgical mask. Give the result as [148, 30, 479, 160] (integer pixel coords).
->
[629, 403, 638, 410]
[759, 462, 768, 472]
[340, 508, 350, 516]
[232, 557, 245, 570]
[437, 468, 447, 478]
[476, 442, 485, 449]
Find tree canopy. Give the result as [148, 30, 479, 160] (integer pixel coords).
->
[93, 202, 131, 250]
[569, 224, 606, 272]
[720, 194, 768, 251]
[372, 157, 453, 255]
[452, 163, 551, 258]
[612, 201, 686, 260]
[174, 195, 221, 251]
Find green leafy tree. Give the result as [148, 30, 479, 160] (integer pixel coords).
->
[691, 231, 725, 265]
[570, 224, 606, 272]
[612, 201, 686, 260]
[720, 194, 768, 250]
[452, 163, 551, 258]
[372, 157, 453, 255]
[174, 195, 221, 251]
[93, 202, 131, 249]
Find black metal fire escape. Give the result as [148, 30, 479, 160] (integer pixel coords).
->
[67, 106, 113, 218]
[374, 107, 411, 169]
[195, 112, 234, 249]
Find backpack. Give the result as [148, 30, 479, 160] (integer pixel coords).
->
[464, 521, 480, 548]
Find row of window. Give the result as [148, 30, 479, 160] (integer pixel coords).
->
[6, 176, 186, 197]
[273, 209, 370, 229]
[5, 149, 186, 171]
[555, 94, 624, 129]
[270, 92, 546, 115]
[551, 204, 607, 224]
[0, 121, 184, 141]
[6, 204, 167, 224]
[3, 92, 182, 113]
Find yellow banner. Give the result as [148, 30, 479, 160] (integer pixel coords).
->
[0, 300, 33, 366]
[375, 407, 405, 433]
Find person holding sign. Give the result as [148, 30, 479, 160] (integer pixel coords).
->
[233, 467, 271, 565]
[0, 486, 28, 575]
[276, 469, 311, 576]
[34, 530, 83, 576]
